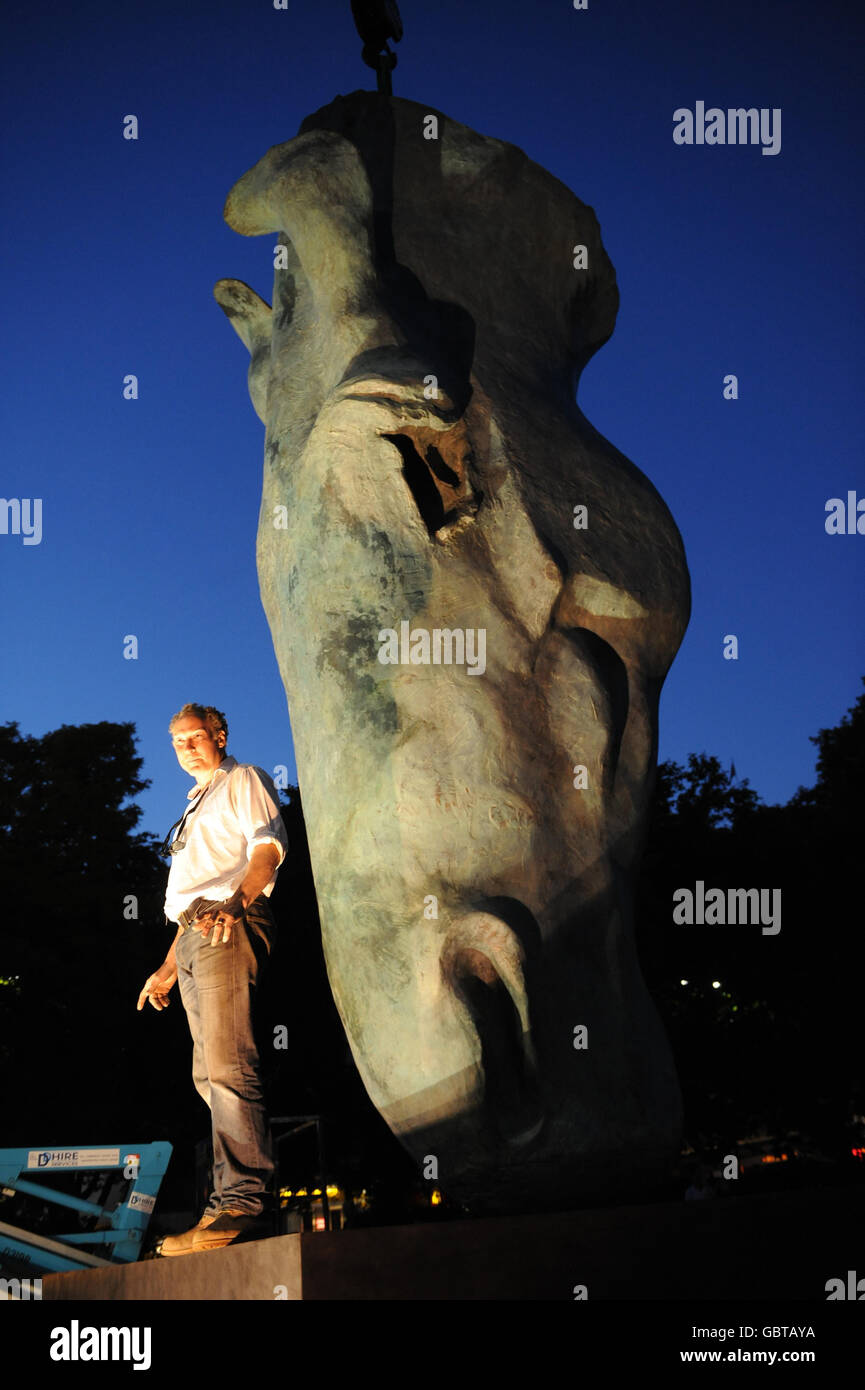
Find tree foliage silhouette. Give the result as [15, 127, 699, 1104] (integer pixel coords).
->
[0, 721, 172, 1143]
[637, 683, 864, 1163]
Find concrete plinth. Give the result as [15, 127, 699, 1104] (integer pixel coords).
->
[42, 1186, 863, 1301]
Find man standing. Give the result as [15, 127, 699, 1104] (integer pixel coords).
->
[137, 703, 287, 1256]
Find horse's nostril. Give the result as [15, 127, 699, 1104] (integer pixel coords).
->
[456, 961, 544, 1142]
[453, 946, 500, 986]
[444, 920, 545, 1145]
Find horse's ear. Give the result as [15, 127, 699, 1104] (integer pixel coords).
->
[214, 279, 271, 354]
[214, 279, 272, 423]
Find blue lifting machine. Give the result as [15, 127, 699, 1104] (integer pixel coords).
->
[0, 1141, 172, 1276]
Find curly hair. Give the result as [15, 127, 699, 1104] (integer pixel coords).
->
[169, 703, 228, 746]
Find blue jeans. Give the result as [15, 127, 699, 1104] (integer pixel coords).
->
[176, 894, 276, 1217]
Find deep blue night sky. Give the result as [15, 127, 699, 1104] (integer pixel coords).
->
[2, 0, 862, 842]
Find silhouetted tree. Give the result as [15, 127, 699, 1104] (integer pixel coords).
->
[636, 682, 865, 1160]
[0, 721, 174, 1143]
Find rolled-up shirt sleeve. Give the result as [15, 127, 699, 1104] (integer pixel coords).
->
[229, 765, 288, 866]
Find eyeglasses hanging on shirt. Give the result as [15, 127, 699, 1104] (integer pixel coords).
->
[159, 783, 215, 858]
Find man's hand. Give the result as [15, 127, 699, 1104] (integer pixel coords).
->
[137, 961, 178, 1012]
[195, 892, 245, 946]
[188, 846, 281, 947]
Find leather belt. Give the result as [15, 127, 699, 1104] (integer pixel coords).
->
[177, 897, 224, 932]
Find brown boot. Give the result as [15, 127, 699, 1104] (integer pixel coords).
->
[158, 1211, 219, 1257]
[190, 1209, 271, 1253]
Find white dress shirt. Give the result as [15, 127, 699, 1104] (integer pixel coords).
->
[164, 755, 288, 923]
